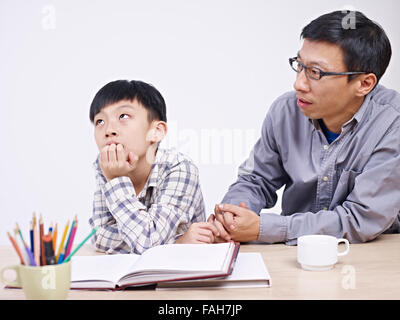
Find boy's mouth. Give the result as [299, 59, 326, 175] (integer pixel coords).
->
[106, 140, 120, 146]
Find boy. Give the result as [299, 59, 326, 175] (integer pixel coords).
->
[88, 80, 219, 254]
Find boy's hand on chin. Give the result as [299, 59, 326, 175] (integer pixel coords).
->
[99, 143, 139, 181]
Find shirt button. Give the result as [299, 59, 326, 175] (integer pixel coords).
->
[323, 145, 329, 150]
[322, 176, 329, 182]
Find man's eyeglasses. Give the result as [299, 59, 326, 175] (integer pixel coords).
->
[289, 57, 367, 80]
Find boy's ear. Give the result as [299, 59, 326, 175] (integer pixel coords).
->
[147, 121, 167, 143]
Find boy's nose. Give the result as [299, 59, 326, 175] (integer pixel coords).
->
[105, 123, 118, 138]
[105, 131, 117, 138]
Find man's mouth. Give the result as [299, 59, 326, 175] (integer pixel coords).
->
[297, 97, 312, 108]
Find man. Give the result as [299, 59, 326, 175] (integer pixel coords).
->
[209, 10, 400, 244]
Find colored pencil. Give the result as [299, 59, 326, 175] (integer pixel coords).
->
[7, 232, 25, 265]
[53, 223, 57, 252]
[39, 214, 45, 266]
[65, 219, 78, 258]
[58, 247, 65, 264]
[15, 223, 25, 243]
[64, 216, 76, 253]
[33, 213, 40, 266]
[63, 226, 98, 263]
[15, 227, 36, 266]
[29, 222, 34, 254]
[56, 220, 69, 263]
[14, 229, 29, 265]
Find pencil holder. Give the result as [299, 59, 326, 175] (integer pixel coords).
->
[0, 261, 71, 300]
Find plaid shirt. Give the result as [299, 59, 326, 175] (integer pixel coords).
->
[89, 148, 205, 254]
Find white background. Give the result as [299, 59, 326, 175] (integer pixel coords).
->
[1, 0, 399, 245]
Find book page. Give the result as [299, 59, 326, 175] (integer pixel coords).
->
[71, 254, 140, 284]
[156, 252, 271, 290]
[130, 243, 233, 274]
[224, 252, 270, 281]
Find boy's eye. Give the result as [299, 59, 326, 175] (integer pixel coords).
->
[120, 114, 130, 120]
[95, 119, 104, 126]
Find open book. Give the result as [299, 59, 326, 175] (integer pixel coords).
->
[70, 242, 239, 290]
[156, 252, 271, 290]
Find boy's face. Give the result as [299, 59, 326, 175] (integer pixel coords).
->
[93, 99, 157, 160]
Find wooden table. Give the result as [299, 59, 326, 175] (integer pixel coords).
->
[1, 234, 399, 300]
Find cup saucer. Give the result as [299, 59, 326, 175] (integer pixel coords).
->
[300, 263, 334, 271]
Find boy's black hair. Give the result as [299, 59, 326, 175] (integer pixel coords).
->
[301, 10, 391, 82]
[89, 80, 167, 123]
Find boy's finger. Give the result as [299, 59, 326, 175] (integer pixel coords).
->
[197, 228, 213, 238]
[197, 234, 214, 244]
[116, 144, 125, 163]
[203, 222, 220, 237]
[100, 145, 109, 163]
[108, 144, 117, 163]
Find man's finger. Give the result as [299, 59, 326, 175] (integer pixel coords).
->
[221, 211, 235, 230]
[239, 202, 248, 209]
[214, 204, 223, 215]
[218, 203, 243, 216]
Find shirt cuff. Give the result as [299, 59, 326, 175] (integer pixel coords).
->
[258, 213, 288, 243]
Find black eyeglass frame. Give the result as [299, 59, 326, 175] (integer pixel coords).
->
[289, 57, 367, 80]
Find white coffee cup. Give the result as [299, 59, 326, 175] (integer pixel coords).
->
[297, 235, 350, 271]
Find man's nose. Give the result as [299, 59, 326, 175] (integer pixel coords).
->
[293, 69, 311, 93]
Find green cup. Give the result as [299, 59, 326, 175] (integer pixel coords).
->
[0, 262, 71, 300]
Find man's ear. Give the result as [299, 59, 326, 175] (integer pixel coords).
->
[355, 73, 377, 97]
[147, 121, 167, 143]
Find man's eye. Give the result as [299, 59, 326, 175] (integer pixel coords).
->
[120, 114, 130, 120]
[309, 67, 320, 77]
[95, 119, 104, 126]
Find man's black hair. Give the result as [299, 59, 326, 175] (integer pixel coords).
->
[89, 80, 167, 123]
[301, 10, 391, 82]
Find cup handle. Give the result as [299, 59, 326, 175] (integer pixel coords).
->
[0, 265, 21, 287]
[337, 238, 350, 256]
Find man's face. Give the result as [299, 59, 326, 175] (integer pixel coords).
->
[293, 39, 359, 123]
[93, 99, 154, 159]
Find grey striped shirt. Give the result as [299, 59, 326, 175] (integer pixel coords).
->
[222, 84, 400, 244]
